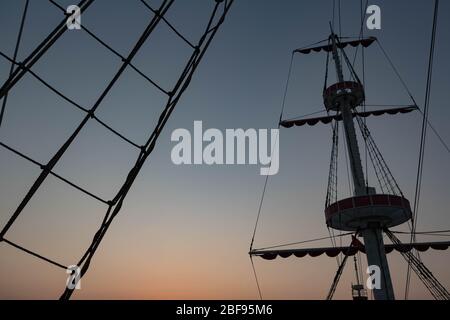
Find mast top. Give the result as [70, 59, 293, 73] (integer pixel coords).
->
[323, 81, 365, 111]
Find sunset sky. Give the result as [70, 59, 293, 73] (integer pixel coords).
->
[1, 0, 449, 299]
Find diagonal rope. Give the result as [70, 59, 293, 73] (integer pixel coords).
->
[0, 0, 174, 241]
[250, 256, 263, 300]
[59, 0, 234, 300]
[248, 52, 295, 300]
[0, 0, 29, 129]
[351, 0, 369, 67]
[249, 53, 295, 252]
[406, 0, 440, 300]
[416, 108, 450, 154]
[139, 0, 196, 49]
[0, 0, 234, 300]
[282, 109, 327, 122]
[376, 39, 420, 107]
[355, 116, 404, 196]
[331, 0, 335, 30]
[326, 235, 358, 300]
[0, 50, 142, 149]
[392, 229, 450, 235]
[0, 0, 95, 101]
[3, 238, 67, 270]
[252, 232, 354, 251]
[386, 229, 449, 300]
[0, 141, 109, 204]
[376, 40, 449, 156]
[47, 0, 171, 96]
[359, 0, 369, 191]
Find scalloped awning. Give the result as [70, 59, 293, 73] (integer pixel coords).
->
[294, 37, 377, 55]
[280, 106, 417, 128]
[250, 241, 450, 260]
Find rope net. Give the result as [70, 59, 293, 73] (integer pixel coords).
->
[0, 0, 233, 299]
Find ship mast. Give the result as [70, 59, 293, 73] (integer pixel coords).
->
[250, 3, 450, 301]
[330, 31, 365, 196]
[329, 29, 395, 300]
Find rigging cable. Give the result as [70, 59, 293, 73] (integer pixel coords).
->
[377, 39, 449, 155]
[386, 230, 450, 300]
[341, 122, 353, 196]
[351, 0, 369, 66]
[282, 109, 327, 122]
[416, 108, 450, 154]
[406, 0, 440, 300]
[326, 234, 358, 300]
[392, 229, 450, 235]
[0, 0, 234, 299]
[326, 252, 349, 300]
[250, 256, 263, 300]
[253, 232, 353, 251]
[327, 120, 341, 265]
[249, 52, 294, 251]
[338, 0, 343, 77]
[0, 0, 174, 242]
[0, 0, 95, 102]
[249, 52, 295, 300]
[332, 0, 335, 31]
[358, 0, 369, 277]
[359, 0, 369, 191]
[324, 45, 341, 266]
[0, 0, 29, 128]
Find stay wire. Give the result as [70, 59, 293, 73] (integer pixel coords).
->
[416, 107, 450, 154]
[332, 0, 335, 30]
[3, 238, 67, 270]
[282, 109, 327, 122]
[48, 0, 170, 96]
[139, 0, 196, 49]
[392, 229, 450, 235]
[360, 0, 369, 190]
[326, 233, 358, 300]
[0, 0, 95, 101]
[253, 232, 353, 251]
[249, 53, 294, 251]
[406, 0, 440, 299]
[248, 52, 295, 301]
[377, 40, 449, 155]
[0, 50, 141, 149]
[250, 256, 263, 300]
[59, 0, 234, 300]
[351, 0, 369, 67]
[0, 0, 174, 241]
[376, 39, 420, 108]
[0, 141, 109, 205]
[0, 0, 29, 128]
[374, 36, 450, 163]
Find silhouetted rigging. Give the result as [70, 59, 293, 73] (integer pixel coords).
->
[249, 0, 450, 300]
[0, 0, 234, 300]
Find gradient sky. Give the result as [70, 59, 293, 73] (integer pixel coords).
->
[0, 0, 449, 300]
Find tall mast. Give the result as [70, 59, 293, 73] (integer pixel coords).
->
[329, 30, 395, 300]
[251, 17, 448, 301]
[330, 31, 365, 196]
